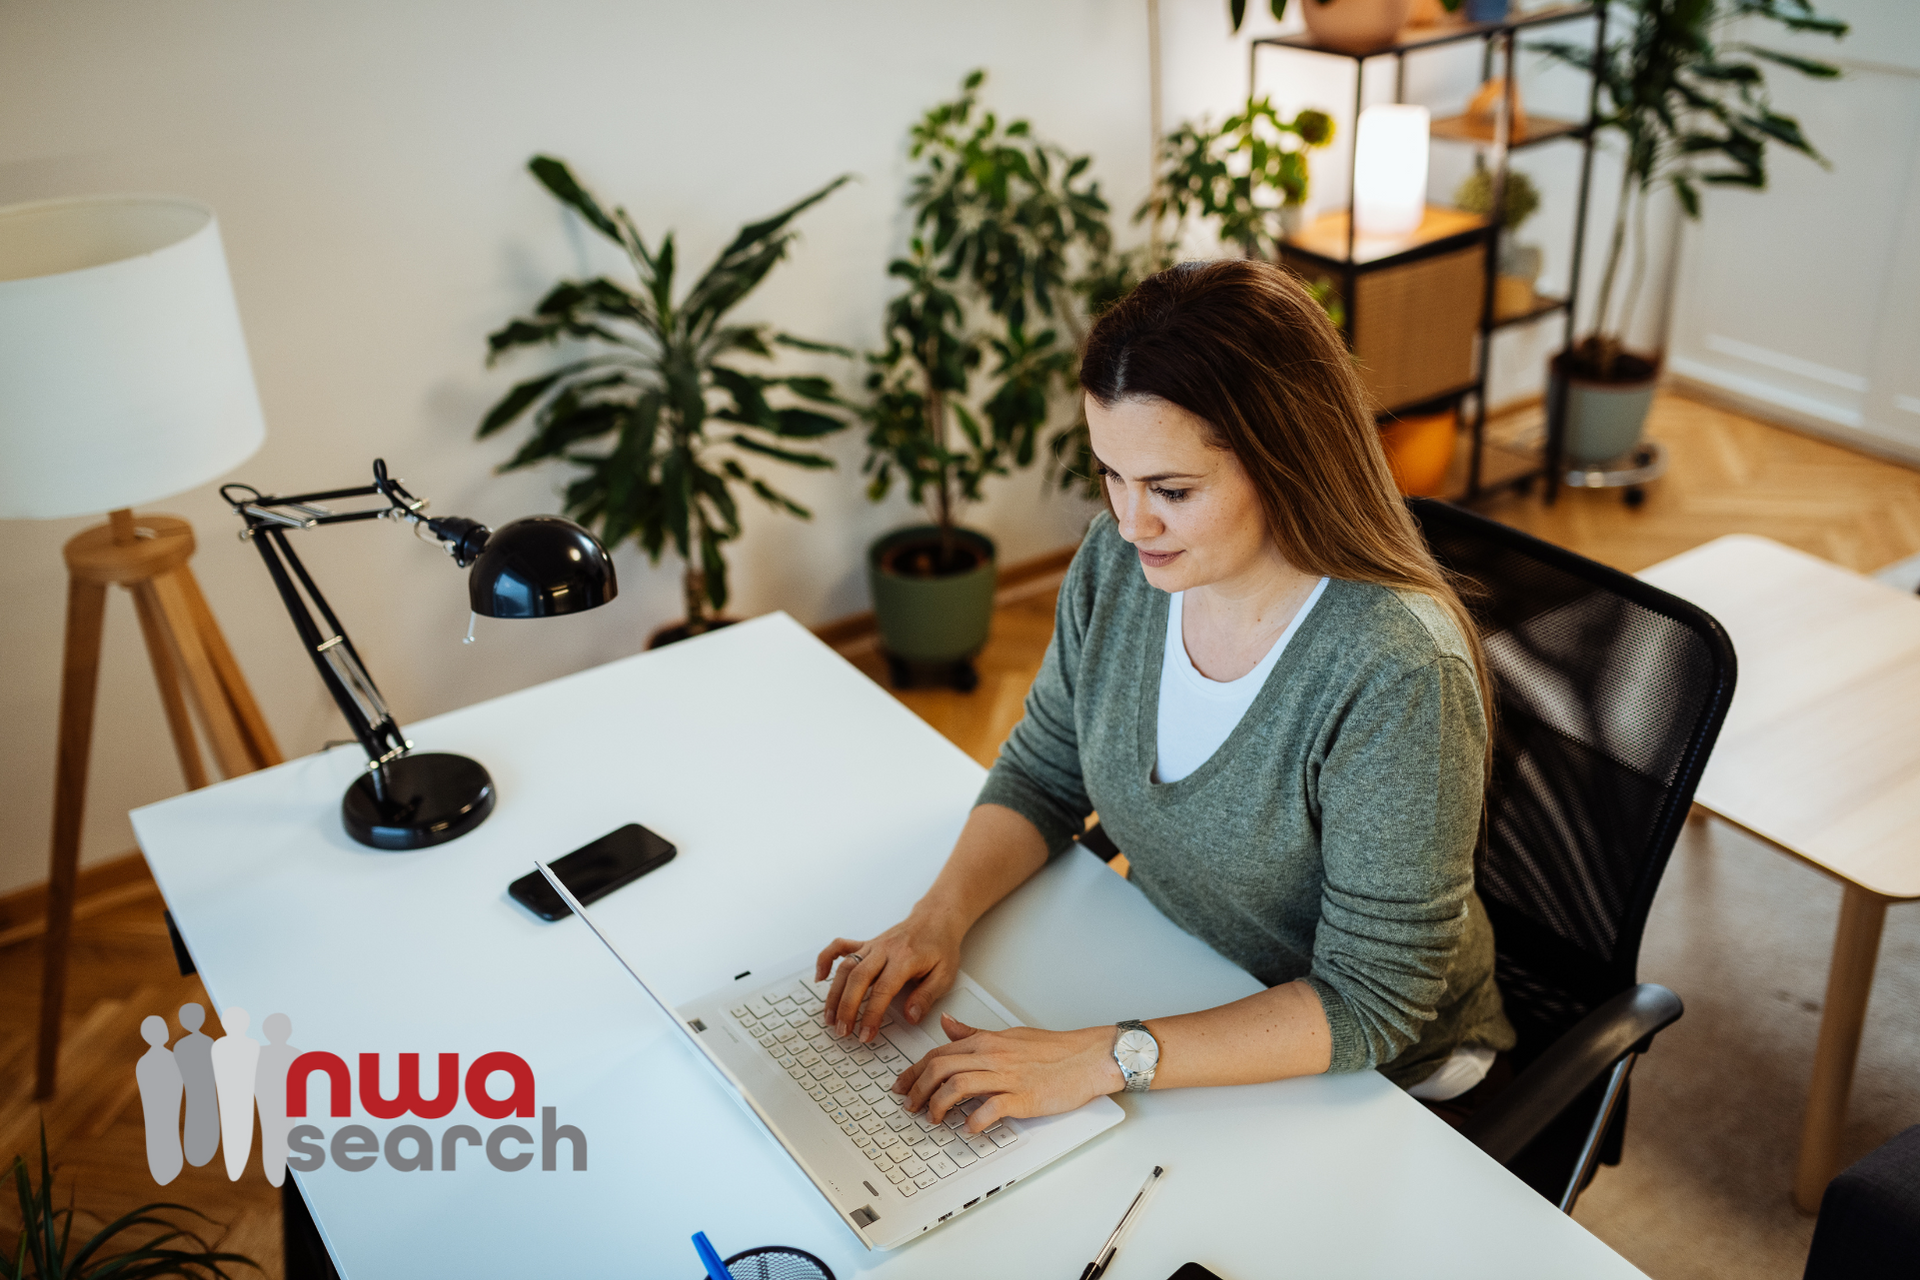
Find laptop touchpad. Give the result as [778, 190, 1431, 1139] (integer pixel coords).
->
[928, 987, 1009, 1032]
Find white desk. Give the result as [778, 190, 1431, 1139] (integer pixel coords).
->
[134, 614, 1642, 1279]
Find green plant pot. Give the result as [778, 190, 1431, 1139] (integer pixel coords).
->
[868, 525, 998, 664]
[1552, 350, 1660, 467]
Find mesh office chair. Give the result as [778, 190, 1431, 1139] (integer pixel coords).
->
[1076, 501, 1734, 1211]
[1406, 498, 1736, 1210]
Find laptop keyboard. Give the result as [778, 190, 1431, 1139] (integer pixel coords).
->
[729, 977, 1020, 1198]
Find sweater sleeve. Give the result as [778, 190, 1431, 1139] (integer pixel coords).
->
[1303, 652, 1487, 1074]
[973, 527, 1102, 855]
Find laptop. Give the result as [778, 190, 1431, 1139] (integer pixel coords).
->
[534, 862, 1124, 1251]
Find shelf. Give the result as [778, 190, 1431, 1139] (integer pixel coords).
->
[1431, 113, 1585, 149]
[1489, 293, 1568, 330]
[1251, 4, 1594, 60]
[1281, 206, 1488, 268]
[1442, 436, 1542, 504]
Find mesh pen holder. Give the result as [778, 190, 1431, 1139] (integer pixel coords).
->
[711, 1245, 835, 1280]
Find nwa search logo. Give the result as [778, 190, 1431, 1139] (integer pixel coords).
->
[136, 1003, 586, 1185]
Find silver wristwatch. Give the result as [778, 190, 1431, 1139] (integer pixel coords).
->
[1112, 1020, 1159, 1093]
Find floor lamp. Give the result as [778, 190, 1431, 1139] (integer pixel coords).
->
[0, 195, 274, 1099]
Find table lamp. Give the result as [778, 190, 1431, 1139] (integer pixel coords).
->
[1354, 104, 1431, 238]
[221, 460, 617, 851]
[1, 194, 272, 1099]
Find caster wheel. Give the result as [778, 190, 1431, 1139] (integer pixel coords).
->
[949, 660, 979, 693]
[886, 654, 914, 689]
[1624, 486, 1646, 509]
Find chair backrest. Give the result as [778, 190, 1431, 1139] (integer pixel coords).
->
[1408, 499, 1737, 1066]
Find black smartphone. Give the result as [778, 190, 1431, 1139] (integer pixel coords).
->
[508, 824, 676, 921]
[1167, 1266, 1226, 1280]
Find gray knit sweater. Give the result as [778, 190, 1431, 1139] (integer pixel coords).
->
[977, 514, 1515, 1087]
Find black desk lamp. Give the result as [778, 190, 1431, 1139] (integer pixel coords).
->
[223, 459, 616, 850]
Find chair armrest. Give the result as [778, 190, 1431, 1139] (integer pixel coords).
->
[1462, 983, 1683, 1165]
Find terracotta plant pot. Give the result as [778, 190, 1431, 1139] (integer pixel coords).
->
[1302, 0, 1415, 51]
[868, 525, 998, 666]
[1551, 350, 1660, 467]
[1379, 409, 1457, 497]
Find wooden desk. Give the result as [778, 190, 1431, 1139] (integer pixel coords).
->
[133, 614, 1644, 1277]
[1640, 536, 1920, 1212]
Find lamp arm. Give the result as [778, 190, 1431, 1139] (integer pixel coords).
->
[247, 524, 409, 774]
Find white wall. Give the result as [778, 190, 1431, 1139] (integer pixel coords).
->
[1666, 0, 1920, 461]
[0, 0, 1145, 893]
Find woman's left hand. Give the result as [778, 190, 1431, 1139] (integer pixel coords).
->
[892, 1014, 1123, 1132]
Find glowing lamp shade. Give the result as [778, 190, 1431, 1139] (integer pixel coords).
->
[1353, 105, 1431, 239]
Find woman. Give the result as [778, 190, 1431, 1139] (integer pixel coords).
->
[818, 259, 1513, 1137]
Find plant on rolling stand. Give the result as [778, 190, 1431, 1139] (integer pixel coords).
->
[860, 71, 1118, 690]
[1535, 0, 1846, 470]
[479, 157, 851, 645]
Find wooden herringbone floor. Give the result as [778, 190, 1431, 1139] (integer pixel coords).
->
[5, 389, 1918, 1275]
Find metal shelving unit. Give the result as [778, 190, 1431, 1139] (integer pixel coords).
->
[1252, 3, 1610, 503]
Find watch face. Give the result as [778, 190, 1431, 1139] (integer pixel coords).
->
[1116, 1028, 1158, 1074]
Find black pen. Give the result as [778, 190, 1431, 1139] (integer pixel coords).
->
[1079, 1165, 1166, 1280]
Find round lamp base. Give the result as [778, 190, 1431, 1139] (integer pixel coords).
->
[342, 752, 495, 850]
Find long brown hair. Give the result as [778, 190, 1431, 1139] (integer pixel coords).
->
[1080, 258, 1494, 737]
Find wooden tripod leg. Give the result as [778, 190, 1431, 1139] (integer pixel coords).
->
[129, 580, 211, 791]
[175, 563, 282, 768]
[1794, 883, 1890, 1213]
[148, 567, 254, 779]
[36, 578, 109, 1100]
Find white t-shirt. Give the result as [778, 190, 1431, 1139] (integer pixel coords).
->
[1153, 578, 1328, 785]
[1153, 577, 1494, 1103]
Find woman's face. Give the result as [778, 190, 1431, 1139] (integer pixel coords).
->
[1086, 394, 1278, 595]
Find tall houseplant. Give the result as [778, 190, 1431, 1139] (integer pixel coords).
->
[480, 157, 851, 642]
[1538, 0, 1846, 464]
[860, 71, 1118, 687]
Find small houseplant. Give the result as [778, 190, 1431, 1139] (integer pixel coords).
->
[1536, 0, 1846, 465]
[1138, 96, 1335, 259]
[1455, 161, 1543, 318]
[479, 157, 851, 644]
[1230, 0, 1461, 50]
[861, 72, 1117, 688]
[3, 1125, 257, 1278]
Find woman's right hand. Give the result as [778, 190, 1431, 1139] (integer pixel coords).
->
[814, 908, 965, 1046]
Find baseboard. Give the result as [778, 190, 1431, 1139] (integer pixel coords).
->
[0, 850, 157, 951]
[812, 543, 1080, 656]
[1666, 364, 1920, 470]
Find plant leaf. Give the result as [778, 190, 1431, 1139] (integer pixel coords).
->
[528, 155, 623, 244]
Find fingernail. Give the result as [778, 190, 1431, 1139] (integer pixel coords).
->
[907, 1006, 920, 1020]
[860, 1029, 872, 1043]
[836, 1023, 848, 1037]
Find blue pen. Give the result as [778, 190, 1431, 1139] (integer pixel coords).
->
[692, 1231, 732, 1280]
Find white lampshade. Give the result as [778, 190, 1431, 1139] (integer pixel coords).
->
[0, 195, 266, 520]
[1353, 105, 1431, 239]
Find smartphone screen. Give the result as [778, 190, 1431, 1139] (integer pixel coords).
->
[508, 823, 676, 921]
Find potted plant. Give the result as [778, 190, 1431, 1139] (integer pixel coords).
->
[1455, 160, 1543, 319]
[860, 72, 1118, 690]
[1138, 96, 1336, 257]
[1230, 0, 1461, 51]
[1537, 0, 1847, 466]
[3, 1125, 258, 1277]
[479, 157, 851, 645]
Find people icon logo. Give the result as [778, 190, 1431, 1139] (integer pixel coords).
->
[135, 1005, 586, 1185]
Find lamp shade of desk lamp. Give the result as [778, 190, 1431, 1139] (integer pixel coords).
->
[1353, 105, 1431, 239]
[0, 195, 274, 1101]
